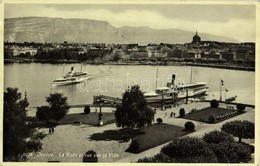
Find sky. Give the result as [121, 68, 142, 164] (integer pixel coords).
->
[4, 4, 256, 42]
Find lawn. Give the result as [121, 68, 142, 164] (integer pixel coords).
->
[183, 107, 244, 123]
[126, 123, 193, 154]
[59, 112, 116, 126]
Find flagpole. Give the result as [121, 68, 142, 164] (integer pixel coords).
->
[220, 80, 222, 101]
[225, 89, 227, 101]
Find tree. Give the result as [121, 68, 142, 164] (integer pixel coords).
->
[184, 121, 195, 131]
[237, 104, 246, 111]
[208, 141, 251, 163]
[160, 137, 218, 163]
[84, 106, 91, 114]
[83, 150, 98, 162]
[46, 93, 70, 121]
[221, 120, 254, 142]
[112, 52, 122, 62]
[179, 108, 185, 117]
[138, 153, 176, 163]
[202, 130, 235, 144]
[157, 118, 163, 124]
[115, 85, 154, 129]
[36, 106, 51, 121]
[210, 99, 219, 108]
[4, 88, 42, 161]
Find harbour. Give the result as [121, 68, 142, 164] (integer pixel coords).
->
[4, 63, 255, 108]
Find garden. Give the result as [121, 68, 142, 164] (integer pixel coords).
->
[138, 120, 255, 163]
[181, 100, 246, 123]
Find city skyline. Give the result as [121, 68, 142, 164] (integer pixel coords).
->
[4, 4, 256, 42]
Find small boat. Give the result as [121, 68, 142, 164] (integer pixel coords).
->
[51, 67, 91, 86]
[225, 96, 237, 102]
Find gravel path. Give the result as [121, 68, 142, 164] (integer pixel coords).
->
[27, 102, 255, 162]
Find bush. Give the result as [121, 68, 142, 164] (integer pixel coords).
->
[237, 104, 245, 111]
[184, 121, 195, 131]
[83, 150, 98, 162]
[161, 137, 217, 163]
[36, 106, 50, 121]
[84, 106, 91, 114]
[208, 141, 251, 163]
[137, 153, 176, 163]
[208, 115, 215, 123]
[179, 108, 185, 118]
[157, 118, 163, 124]
[221, 120, 254, 142]
[202, 130, 235, 144]
[210, 99, 219, 108]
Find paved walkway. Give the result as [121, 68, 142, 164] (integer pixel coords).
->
[27, 102, 255, 163]
[116, 104, 255, 162]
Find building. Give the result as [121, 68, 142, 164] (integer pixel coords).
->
[191, 30, 201, 44]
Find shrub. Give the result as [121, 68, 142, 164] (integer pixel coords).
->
[84, 106, 91, 114]
[161, 137, 217, 163]
[36, 106, 50, 121]
[202, 130, 235, 144]
[237, 104, 246, 111]
[221, 120, 254, 142]
[157, 118, 163, 124]
[208, 141, 251, 163]
[179, 108, 185, 118]
[208, 115, 215, 123]
[184, 121, 195, 131]
[83, 150, 98, 162]
[210, 99, 219, 108]
[137, 153, 176, 163]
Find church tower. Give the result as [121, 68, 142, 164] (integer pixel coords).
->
[192, 30, 201, 44]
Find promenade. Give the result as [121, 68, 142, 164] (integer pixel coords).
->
[27, 102, 254, 162]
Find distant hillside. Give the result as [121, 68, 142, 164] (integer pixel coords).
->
[4, 17, 239, 44]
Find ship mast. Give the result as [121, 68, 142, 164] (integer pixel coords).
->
[190, 67, 193, 83]
[155, 67, 158, 90]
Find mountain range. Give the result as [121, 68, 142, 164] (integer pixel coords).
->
[4, 17, 239, 44]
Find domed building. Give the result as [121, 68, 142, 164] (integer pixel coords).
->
[191, 30, 201, 44]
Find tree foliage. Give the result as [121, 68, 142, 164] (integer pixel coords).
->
[203, 130, 235, 144]
[160, 137, 218, 163]
[83, 150, 98, 162]
[36, 106, 51, 121]
[184, 121, 195, 131]
[45, 93, 70, 121]
[115, 85, 154, 129]
[137, 153, 176, 163]
[4, 87, 42, 161]
[179, 108, 185, 117]
[210, 99, 219, 108]
[156, 118, 163, 124]
[84, 106, 91, 114]
[208, 141, 252, 163]
[237, 104, 246, 111]
[221, 120, 254, 142]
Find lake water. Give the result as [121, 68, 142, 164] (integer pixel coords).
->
[4, 63, 255, 108]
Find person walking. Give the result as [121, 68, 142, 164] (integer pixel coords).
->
[51, 127, 54, 133]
